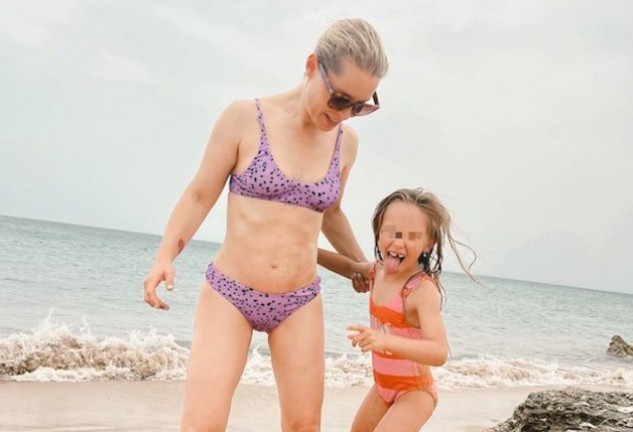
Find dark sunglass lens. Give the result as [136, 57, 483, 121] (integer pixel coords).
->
[351, 102, 365, 115]
[355, 104, 379, 117]
[329, 96, 352, 110]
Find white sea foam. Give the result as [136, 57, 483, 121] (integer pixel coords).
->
[2, 320, 631, 389]
[434, 355, 633, 389]
[0, 316, 188, 381]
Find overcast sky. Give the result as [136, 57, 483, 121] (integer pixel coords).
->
[1, 1, 632, 294]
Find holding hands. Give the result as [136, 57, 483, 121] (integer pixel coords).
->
[350, 261, 373, 293]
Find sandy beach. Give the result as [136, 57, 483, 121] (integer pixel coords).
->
[2, 381, 627, 432]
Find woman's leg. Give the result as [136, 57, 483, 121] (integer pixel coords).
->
[268, 295, 324, 432]
[373, 390, 435, 432]
[180, 283, 253, 432]
[350, 386, 389, 432]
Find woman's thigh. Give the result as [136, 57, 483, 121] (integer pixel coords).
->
[268, 295, 324, 432]
[180, 282, 253, 431]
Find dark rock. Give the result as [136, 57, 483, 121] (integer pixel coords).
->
[486, 387, 633, 432]
[607, 335, 633, 358]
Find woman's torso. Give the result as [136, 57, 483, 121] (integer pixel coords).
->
[213, 96, 345, 293]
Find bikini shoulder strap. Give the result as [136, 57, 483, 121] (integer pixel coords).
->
[330, 124, 344, 171]
[254, 98, 269, 148]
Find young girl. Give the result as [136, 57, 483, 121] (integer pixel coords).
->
[318, 187, 476, 432]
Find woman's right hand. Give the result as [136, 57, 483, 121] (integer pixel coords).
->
[351, 261, 372, 293]
[143, 263, 175, 310]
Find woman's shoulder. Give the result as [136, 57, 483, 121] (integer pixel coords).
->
[211, 100, 259, 134]
[341, 123, 359, 145]
[207, 100, 259, 147]
[338, 123, 359, 164]
[220, 99, 257, 117]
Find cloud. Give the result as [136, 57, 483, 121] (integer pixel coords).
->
[88, 49, 150, 83]
[2, 1, 632, 293]
[0, 3, 61, 50]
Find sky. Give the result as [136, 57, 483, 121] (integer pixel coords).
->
[1, 1, 632, 294]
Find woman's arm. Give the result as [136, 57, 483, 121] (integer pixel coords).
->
[143, 101, 246, 310]
[317, 248, 371, 280]
[321, 126, 366, 262]
[322, 205, 365, 262]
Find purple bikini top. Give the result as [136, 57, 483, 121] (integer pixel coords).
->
[229, 99, 342, 213]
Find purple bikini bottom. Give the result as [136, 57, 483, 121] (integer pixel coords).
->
[205, 263, 321, 332]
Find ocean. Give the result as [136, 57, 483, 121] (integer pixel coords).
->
[1, 215, 631, 389]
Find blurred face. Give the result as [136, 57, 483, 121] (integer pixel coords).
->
[306, 55, 380, 130]
[378, 201, 434, 275]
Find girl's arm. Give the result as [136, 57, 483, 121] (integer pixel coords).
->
[143, 101, 246, 310]
[317, 248, 371, 280]
[348, 281, 448, 366]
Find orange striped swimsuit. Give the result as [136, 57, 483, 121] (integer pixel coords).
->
[369, 265, 438, 406]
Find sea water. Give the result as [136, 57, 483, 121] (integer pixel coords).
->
[1, 215, 631, 389]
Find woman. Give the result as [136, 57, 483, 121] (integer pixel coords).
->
[143, 18, 388, 432]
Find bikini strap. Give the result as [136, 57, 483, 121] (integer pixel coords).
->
[334, 124, 343, 151]
[326, 124, 344, 175]
[254, 98, 269, 149]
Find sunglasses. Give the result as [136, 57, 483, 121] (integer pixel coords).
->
[318, 62, 380, 117]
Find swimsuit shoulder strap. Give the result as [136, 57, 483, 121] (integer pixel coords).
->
[335, 124, 343, 150]
[368, 261, 378, 292]
[402, 271, 428, 298]
[329, 124, 344, 173]
[254, 98, 270, 150]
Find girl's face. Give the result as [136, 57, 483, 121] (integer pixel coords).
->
[305, 54, 380, 131]
[378, 201, 434, 275]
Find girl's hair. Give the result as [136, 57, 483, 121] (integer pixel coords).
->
[372, 188, 478, 299]
[315, 18, 389, 78]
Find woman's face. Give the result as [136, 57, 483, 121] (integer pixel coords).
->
[306, 55, 380, 131]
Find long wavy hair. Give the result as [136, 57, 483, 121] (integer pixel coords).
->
[372, 188, 478, 302]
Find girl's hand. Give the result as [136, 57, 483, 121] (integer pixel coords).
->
[143, 262, 175, 310]
[347, 324, 388, 353]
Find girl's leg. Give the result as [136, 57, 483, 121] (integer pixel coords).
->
[350, 386, 389, 432]
[268, 295, 325, 432]
[180, 283, 253, 432]
[374, 390, 435, 432]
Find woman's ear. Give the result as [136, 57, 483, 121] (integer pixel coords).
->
[305, 52, 318, 77]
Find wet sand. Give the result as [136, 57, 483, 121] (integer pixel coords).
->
[0, 381, 626, 431]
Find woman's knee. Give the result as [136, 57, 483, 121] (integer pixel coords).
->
[281, 411, 321, 432]
[180, 416, 228, 432]
[180, 388, 233, 432]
